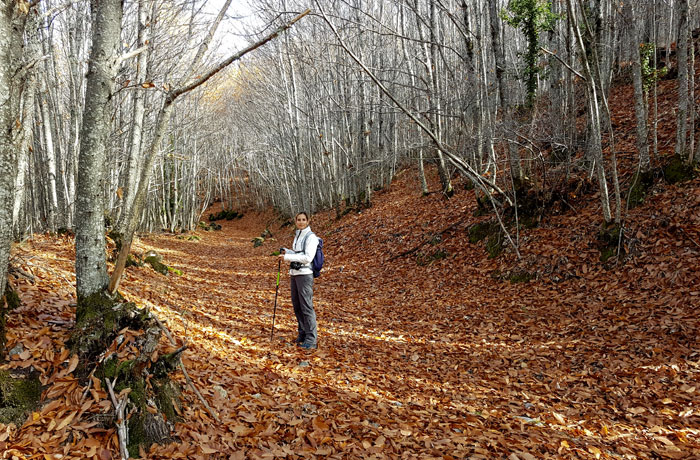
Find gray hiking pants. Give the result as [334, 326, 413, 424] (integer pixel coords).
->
[290, 274, 316, 345]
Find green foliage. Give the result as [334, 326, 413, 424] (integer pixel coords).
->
[501, 0, 560, 107]
[639, 43, 667, 93]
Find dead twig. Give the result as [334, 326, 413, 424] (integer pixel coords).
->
[680, 227, 700, 249]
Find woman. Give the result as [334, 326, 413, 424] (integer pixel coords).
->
[279, 212, 319, 349]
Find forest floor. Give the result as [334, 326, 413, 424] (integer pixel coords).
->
[2, 54, 700, 460]
[1, 160, 699, 459]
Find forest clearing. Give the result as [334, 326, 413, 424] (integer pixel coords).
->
[1, 0, 700, 459]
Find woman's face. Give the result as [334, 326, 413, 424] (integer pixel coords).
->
[295, 213, 309, 230]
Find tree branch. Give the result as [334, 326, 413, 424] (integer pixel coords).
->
[172, 9, 311, 100]
[540, 47, 586, 80]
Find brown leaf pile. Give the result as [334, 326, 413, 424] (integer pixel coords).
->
[1, 161, 699, 459]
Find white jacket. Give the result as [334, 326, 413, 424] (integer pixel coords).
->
[284, 226, 319, 276]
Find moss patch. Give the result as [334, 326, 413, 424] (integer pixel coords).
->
[208, 210, 242, 221]
[70, 291, 184, 455]
[664, 155, 696, 184]
[627, 169, 656, 209]
[509, 270, 535, 284]
[0, 369, 41, 425]
[473, 194, 491, 217]
[154, 379, 182, 423]
[145, 256, 169, 275]
[125, 253, 142, 268]
[597, 222, 623, 263]
[415, 249, 448, 266]
[486, 232, 504, 259]
[1, 284, 21, 358]
[196, 222, 221, 232]
[69, 291, 149, 371]
[468, 221, 499, 244]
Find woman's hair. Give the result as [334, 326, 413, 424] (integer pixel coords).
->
[295, 211, 309, 220]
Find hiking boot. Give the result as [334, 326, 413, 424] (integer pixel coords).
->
[300, 341, 317, 350]
[294, 335, 305, 345]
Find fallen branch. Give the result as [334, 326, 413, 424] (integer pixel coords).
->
[390, 220, 466, 261]
[106, 378, 129, 460]
[152, 315, 220, 422]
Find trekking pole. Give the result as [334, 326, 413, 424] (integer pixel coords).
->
[270, 259, 281, 342]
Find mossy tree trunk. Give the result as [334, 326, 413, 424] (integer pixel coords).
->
[0, 0, 33, 341]
[70, 2, 187, 456]
[68, 292, 184, 457]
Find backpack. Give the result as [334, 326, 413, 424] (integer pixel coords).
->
[301, 232, 324, 278]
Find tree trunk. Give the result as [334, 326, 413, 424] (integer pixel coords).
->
[12, 9, 41, 239]
[1, 2, 32, 358]
[116, 0, 151, 235]
[674, 0, 689, 160]
[631, 35, 650, 171]
[0, 5, 17, 302]
[567, 0, 612, 222]
[74, 0, 123, 301]
[38, 80, 59, 231]
[488, 0, 522, 180]
[414, 0, 452, 197]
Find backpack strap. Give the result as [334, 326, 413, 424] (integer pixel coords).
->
[296, 231, 315, 268]
[301, 231, 315, 253]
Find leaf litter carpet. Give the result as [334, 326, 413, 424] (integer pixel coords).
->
[2, 172, 700, 459]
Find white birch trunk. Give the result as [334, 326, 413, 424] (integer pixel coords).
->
[567, 0, 612, 222]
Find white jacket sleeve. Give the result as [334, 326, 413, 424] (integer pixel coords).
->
[284, 233, 318, 265]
